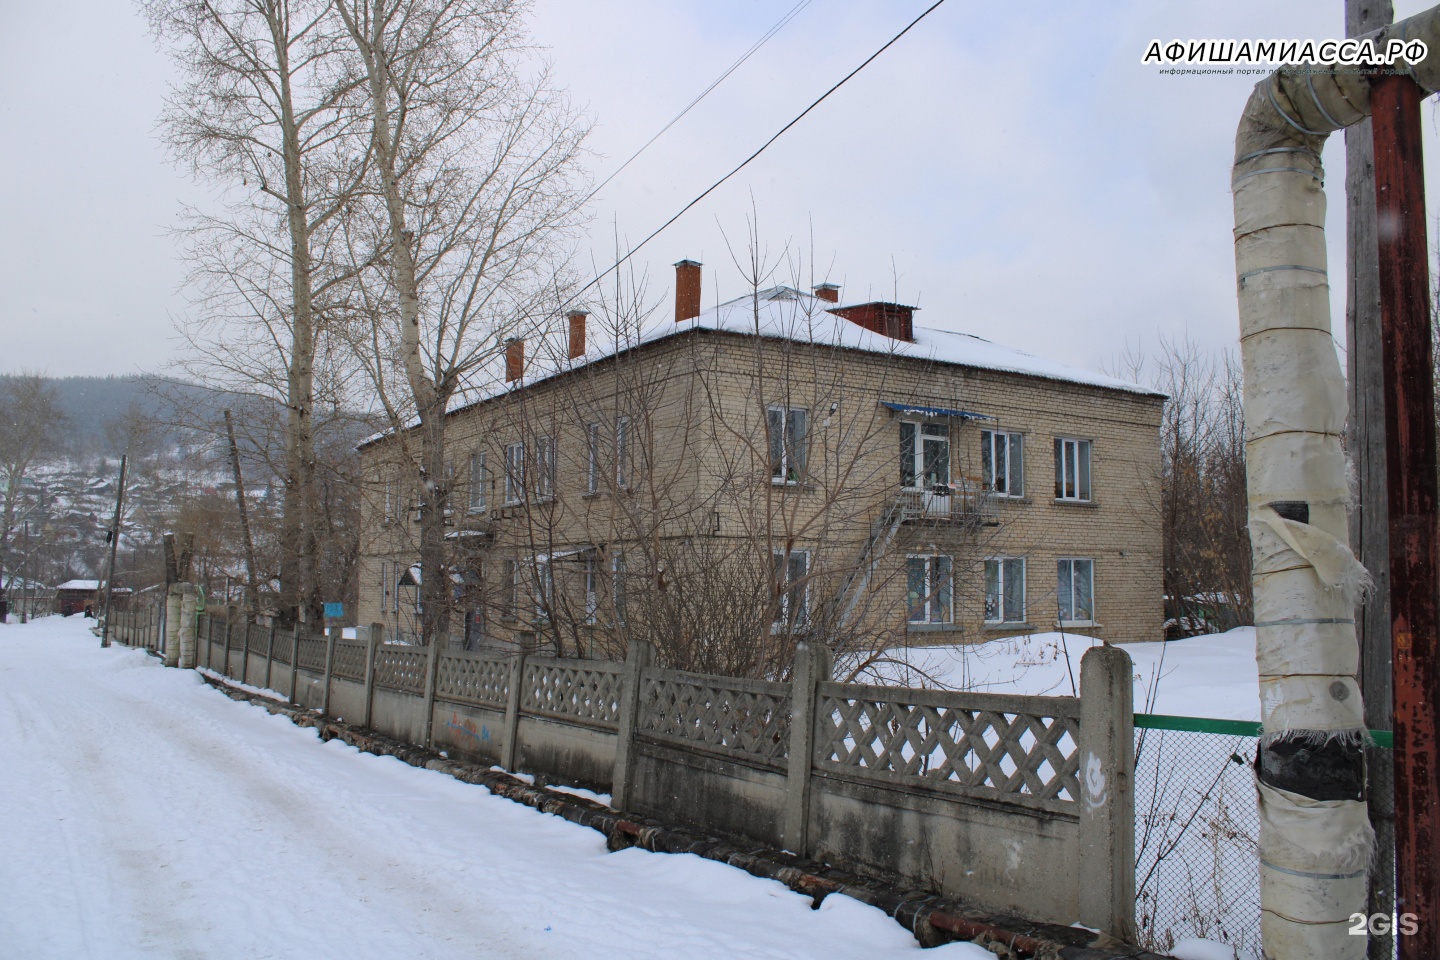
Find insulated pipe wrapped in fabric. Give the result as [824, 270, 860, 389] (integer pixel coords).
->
[1232, 8, 1440, 957]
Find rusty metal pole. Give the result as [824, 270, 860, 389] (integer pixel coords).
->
[1370, 71, 1440, 959]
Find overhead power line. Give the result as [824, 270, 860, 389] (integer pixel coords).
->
[582, 0, 815, 206]
[574, 0, 950, 302]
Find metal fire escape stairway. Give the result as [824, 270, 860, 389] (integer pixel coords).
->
[832, 497, 907, 631]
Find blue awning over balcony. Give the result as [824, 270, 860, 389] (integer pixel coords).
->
[881, 400, 993, 420]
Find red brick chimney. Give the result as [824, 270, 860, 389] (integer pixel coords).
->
[827, 302, 917, 342]
[674, 259, 702, 322]
[567, 311, 588, 360]
[505, 337, 525, 382]
[812, 283, 840, 303]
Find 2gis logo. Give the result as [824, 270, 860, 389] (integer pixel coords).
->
[1348, 912, 1420, 937]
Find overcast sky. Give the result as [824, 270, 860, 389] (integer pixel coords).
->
[3, 0, 1439, 381]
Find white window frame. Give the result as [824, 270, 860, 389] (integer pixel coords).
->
[1058, 557, 1096, 625]
[772, 548, 810, 631]
[984, 557, 1026, 624]
[981, 429, 1024, 497]
[585, 423, 602, 495]
[615, 416, 631, 488]
[535, 435, 556, 501]
[383, 469, 397, 519]
[611, 551, 627, 626]
[532, 558, 553, 621]
[1054, 437, 1092, 502]
[584, 552, 600, 623]
[766, 405, 809, 484]
[504, 441, 525, 505]
[500, 558, 518, 620]
[468, 451, 487, 514]
[900, 420, 950, 491]
[906, 554, 953, 624]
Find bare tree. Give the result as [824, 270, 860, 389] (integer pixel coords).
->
[0, 375, 68, 617]
[146, 0, 370, 622]
[1115, 338, 1250, 635]
[334, 0, 590, 644]
[460, 239, 1005, 681]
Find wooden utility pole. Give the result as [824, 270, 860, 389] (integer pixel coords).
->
[224, 410, 261, 618]
[99, 455, 128, 648]
[1345, 6, 1394, 956]
[1371, 71, 1440, 960]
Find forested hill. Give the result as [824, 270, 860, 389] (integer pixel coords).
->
[2, 375, 225, 457]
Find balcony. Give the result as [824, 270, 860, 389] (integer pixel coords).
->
[897, 481, 998, 526]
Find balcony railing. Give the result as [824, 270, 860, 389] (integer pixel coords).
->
[898, 482, 998, 525]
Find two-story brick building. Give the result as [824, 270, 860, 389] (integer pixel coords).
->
[357, 260, 1164, 673]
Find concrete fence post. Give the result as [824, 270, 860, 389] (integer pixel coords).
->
[611, 639, 654, 812]
[178, 586, 199, 670]
[264, 622, 276, 692]
[220, 606, 234, 676]
[321, 625, 338, 716]
[288, 624, 301, 703]
[782, 642, 832, 855]
[240, 617, 251, 685]
[1077, 643, 1136, 942]
[163, 583, 182, 667]
[362, 623, 382, 729]
[500, 651, 528, 772]
[421, 637, 442, 748]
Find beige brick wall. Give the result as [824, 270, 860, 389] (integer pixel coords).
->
[358, 328, 1164, 653]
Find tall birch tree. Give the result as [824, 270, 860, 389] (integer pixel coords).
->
[146, 0, 369, 622]
[333, 0, 589, 644]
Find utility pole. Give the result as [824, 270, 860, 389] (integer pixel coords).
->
[1345, 4, 1395, 956]
[99, 455, 128, 648]
[225, 409, 260, 619]
[1371, 71, 1440, 960]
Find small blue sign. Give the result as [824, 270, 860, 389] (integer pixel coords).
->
[323, 602, 344, 619]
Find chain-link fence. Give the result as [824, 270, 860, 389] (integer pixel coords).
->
[1133, 714, 1395, 960]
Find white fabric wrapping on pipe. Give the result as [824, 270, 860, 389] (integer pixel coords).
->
[1225, 11, 1440, 954]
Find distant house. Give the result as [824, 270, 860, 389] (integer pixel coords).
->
[1, 576, 54, 621]
[53, 579, 131, 617]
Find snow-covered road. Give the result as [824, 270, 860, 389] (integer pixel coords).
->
[1, 617, 987, 960]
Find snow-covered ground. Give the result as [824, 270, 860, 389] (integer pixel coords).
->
[867, 628, 1260, 721]
[1, 615, 993, 960]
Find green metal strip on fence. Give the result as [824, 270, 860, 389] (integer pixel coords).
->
[1136, 713, 1394, 748]
[1135, 713, 1262, 736]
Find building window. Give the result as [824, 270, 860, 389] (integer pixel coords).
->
[383, 470, 397, 519]
[615, 416, 631, 488]
[772, 549, 809, 630]
[1054, 438, 1092, 501]
[504, 441, 525, 505]
[767, 406, 809, 484]
[584, 552, 600, 623]
[468, 451, 487, 513]
[1058, 558, 1095, 624]
[611, 552, 627, 626]
[906, 554, 953, 624]
[900, 420, 950, 490]
[984, 557, 1026, 623]
[532, 558, 553, 620]
[535, 435, 555, 501]
[586, 423, 601, 494]
[981, 430, 1024, 497]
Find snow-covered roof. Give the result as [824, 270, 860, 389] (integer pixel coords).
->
[362, 286, 1161, 450]
[56, 579, 101, 591]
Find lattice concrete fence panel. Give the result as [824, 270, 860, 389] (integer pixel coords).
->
[157, 627, 1136, 941]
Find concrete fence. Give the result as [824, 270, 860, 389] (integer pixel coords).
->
[115, 609, 1136, 939]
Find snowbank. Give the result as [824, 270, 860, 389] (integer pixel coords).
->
[865, 628, 1260, 721]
